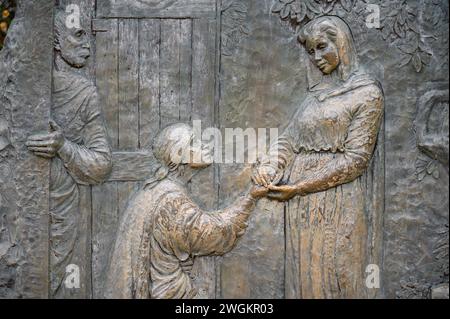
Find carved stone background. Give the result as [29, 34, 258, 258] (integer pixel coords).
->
[0, 0, 449, 299]
[0, 0, 53, 298]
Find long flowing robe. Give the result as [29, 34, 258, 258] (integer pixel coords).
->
[50, 70, 112, 296]
[104, 178, 256, 299]
[264, 74, 384, 299]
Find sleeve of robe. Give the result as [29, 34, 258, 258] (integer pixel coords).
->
[56, 87, 112, 185]
[297, 84, 384, 194]
[166, 192, 257, 260]
[260, 84, 383, 194]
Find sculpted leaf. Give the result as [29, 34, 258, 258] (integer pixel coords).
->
[407, 18, 419, 34]
[381, 26, 392, 40]
[340, 0, 354, 12]
[415, 157, 428, 181]
[272, 1, 285, 13]
[412, 52, 423, 72]
[296, 6, 307, 24]
[398, 43, 418, 54]
[417, 170, 427, 181]
[290, 1, 301, 13]
[240, 24, 250, 35]
[321, 1, 335, 14]
[280, 4, 291, 19]
[419, 41, 433, 56]
[398, 54, 413, 68]
[387, 9, 400, 18]
[419, 51, 432, 65]
[222, 1, 250, 56]
[398, 9, 407, 25]
[305, 0, 321, 14]
[394, 20, 406, 38]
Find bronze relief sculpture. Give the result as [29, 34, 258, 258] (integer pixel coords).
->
[1, 0, 447, 300]
[253, 16, 384, 298]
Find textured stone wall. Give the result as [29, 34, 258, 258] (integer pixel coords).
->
[0, 0, 53, 298]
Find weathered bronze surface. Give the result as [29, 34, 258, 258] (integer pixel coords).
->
[0, 0, 448, 299]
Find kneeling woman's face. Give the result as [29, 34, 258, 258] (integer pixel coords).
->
[186, 137, 213, 169]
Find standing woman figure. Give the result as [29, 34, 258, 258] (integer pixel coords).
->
[253, 16, 384, 299]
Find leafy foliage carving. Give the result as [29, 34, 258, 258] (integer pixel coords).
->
[271, 0, 447, 73]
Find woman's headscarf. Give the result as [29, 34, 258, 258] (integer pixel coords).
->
[298, 16, 360, 91]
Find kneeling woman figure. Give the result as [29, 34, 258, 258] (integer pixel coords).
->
[104, 123, 267, 299]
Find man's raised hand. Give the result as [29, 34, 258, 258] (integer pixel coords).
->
[26, 119, 65, 159]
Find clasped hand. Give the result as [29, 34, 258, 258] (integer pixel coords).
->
[250, 164, 300, 202]
[26, 120, 65, 159]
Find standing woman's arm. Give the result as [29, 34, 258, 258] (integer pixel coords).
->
[294, 85, 384, 195]
[268, 84, 384, 199]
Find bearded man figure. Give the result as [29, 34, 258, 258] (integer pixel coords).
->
[25, 10, 112, 297]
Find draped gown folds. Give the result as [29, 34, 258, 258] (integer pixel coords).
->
[263, 73, 384, 298]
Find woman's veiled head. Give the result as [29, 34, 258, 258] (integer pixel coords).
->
[299, 16, 359, 82]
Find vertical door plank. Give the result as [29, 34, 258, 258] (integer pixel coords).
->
[190, 18, 216, 210]
[192, 18, 216, 125]
[118, 19, 140, 151]
[117, 19, 141, 257]
[139, 19, 161, 149]
[189, 18, 217, 299]
[92, 183, 119, 298]
[92, 18, 119, 298]
[66, 185, 92, 298]
[160, 20, 181, 127]
[179, 19, 193, 122]
[96, 19, 119, 149]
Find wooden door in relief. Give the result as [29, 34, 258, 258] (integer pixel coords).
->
[91, 0, 219, 298]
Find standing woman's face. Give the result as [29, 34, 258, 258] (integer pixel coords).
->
[305, 33, 340, 75]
